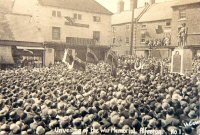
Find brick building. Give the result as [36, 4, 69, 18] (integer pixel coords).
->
[136, 0, 178, 58]
[12, 0, 113, 46]
[0, 0, 113, 67]
[0, 0, 44, 67]
[111, 0, 148, 55]
[171, 0, 200, 57]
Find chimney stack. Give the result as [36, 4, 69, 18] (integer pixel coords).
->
[118, 0, 124, 13]
[130, 0, 138, 11]
[149, 0, 156, 5]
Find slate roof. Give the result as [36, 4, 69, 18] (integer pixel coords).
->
[138, 0, 178, 23]
[172, 0, 200, 7]
[38, 0, 112, 15]
[111, 7, 145, 25]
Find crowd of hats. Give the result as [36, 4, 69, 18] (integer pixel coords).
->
[193, 56, 200, 73]
[117, 56, 170, 74]
[0, 58, 200, 135]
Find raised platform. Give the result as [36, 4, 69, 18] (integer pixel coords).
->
[171, 47, 193, 74]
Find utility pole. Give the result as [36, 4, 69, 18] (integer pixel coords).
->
[130, 1, 135, 55]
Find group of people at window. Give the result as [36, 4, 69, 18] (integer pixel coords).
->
[145, 37, 171, 48]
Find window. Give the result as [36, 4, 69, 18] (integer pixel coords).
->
[166, 21, 171, 26]
[93, 16, 101, 22]
[52, 10, 56, 17]
[74, 13, 82, 20]
[118, 37, 122, 42]
[93, 31, 100, 42]
[78, 14, 82, 20]
[113, 38, 116, 44]
[52, 10, 61, 17]
[125, 51, 130, 54]
[141, 24, 146, 28]
[74, 13, 77, 19]
[112, 27, 116, 33]
[141, 33, 146, 43]
[126, 24, 130, 30]
[179, 9, 186, 19]
[52, 27, 60, 40]
[57, 11, 61, 17]
[126, 37, 129, 43]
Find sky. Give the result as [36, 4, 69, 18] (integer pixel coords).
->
[96, 0, 176, 13]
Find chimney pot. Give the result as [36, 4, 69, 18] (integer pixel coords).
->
[118, 0, 124, 13]
[130, 0, 138, 11]
[149, 0, 155, 5]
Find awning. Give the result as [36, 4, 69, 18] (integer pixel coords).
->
[16, 46, 45, 50]
[0, 46, 14, 64]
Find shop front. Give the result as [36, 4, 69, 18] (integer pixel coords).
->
[13, 46, 44, 68]
[0, 40, 45, 69]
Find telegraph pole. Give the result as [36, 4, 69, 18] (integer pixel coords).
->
[130, 1, 135, 55]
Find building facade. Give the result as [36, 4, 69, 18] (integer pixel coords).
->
[111, 0, 148, 55]
[0, 0, 112, 67]
[171, 0, 200, 53]
[12, 0, 113, 46]
[0, 0, 45, 67]
[136, 0, 178, 58]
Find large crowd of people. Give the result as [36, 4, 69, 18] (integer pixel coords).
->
[193, 56, 200, 73]
[0, 56, 200, 135]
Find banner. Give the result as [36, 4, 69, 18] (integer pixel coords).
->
[106, 50, 118, 67]
[65, 49, 74, 65]
[86, 48, 98, 64]
[62, 49, 68, 64]
[74, 57, 86, 71]
[62, 49, 86, 71]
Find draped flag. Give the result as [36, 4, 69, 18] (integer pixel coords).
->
[66, 49, 75, 65]
[63, 49, 86, 71]
[62, 49, 74, 70]
[62, 49, 68, 64]
[106, 50, 118, 67]
[62, 49, 74, 64]
[86, 48, 99, 64]
[74, 57, 86, 71]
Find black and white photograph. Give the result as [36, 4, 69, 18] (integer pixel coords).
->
[0, 0, 200, 134]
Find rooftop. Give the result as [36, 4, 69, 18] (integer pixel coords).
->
[138, 0, 178, 23]
[38, 0, 112, 15]
[172, 0, 200, 7]
[111, 7, 145, 25]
